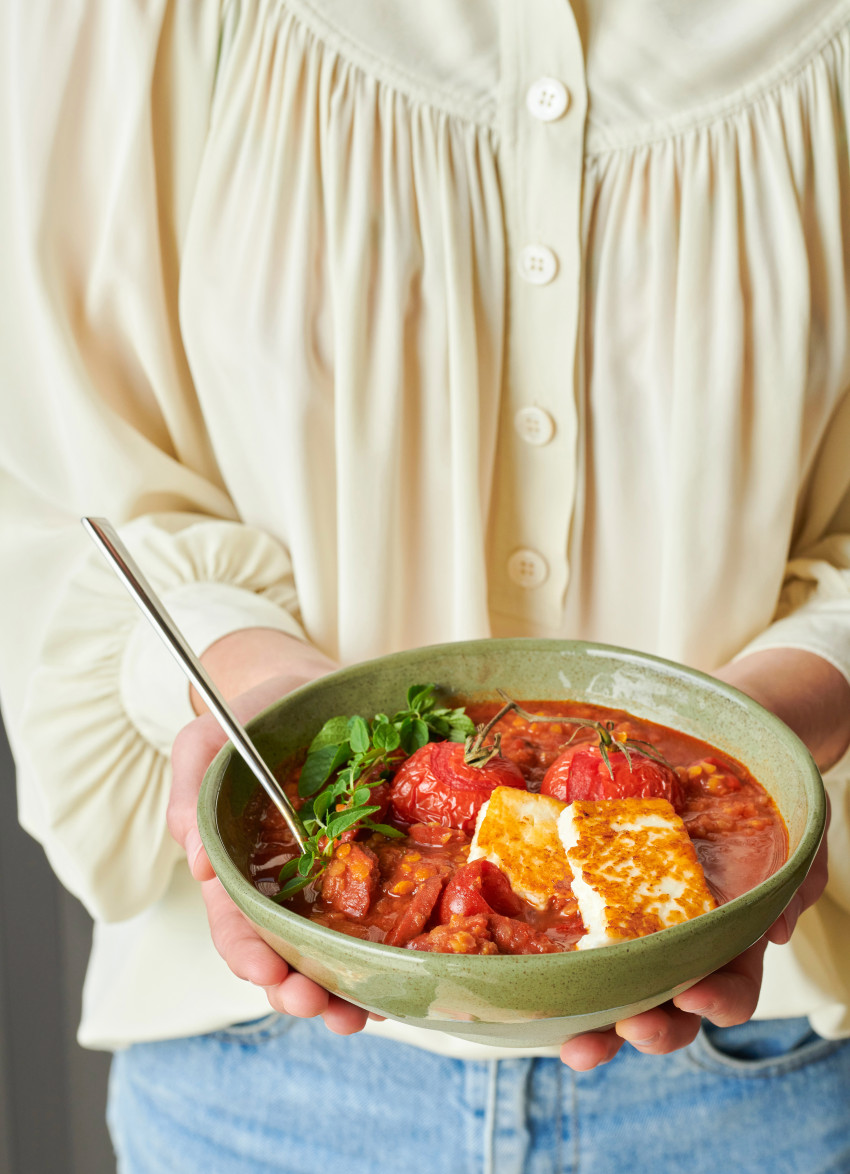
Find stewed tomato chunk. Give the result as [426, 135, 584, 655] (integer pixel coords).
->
[407, 914, 499, 955]
[410, 910, 562, 954]
[541, 742, 683, 813]
[487, 914, 563, 955]
[438, 860, 523, 921]
[390, 741, 526, 833]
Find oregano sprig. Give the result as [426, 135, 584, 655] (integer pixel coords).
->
[273, 684, 474, 901]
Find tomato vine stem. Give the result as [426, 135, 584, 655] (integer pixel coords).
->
[462, 691, 673, 780]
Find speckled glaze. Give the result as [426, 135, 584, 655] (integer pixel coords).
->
[198, 639, 825, 1048]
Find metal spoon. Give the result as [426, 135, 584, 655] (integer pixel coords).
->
[82, 516, 308, 851]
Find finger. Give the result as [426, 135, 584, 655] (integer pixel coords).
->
[263, 973, 370, 1035]
[167, 714, 228, 852]
[202, 878, 290, 987]
[560, 1029, 624, 1071]
[768, 813, 830, 945]
[673, 938, 767, 1026]
[265, 972, 330, 1019]
[615, 1004, 701, 1054]
[767, 892, 804, 947]
[321, 997, 370, 1035]
[185, 833, 216, 883]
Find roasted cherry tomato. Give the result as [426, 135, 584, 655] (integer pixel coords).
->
[541, 742, 683, 812]
[389, 741, 526, 833]
[438, 860, 523, 921]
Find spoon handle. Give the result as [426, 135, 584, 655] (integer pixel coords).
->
[82, 516, 307, 851]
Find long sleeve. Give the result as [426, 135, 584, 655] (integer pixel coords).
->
[0, 1, 306, 922]
[3, 0, 850, 1050]
[735, 416, 850, 688]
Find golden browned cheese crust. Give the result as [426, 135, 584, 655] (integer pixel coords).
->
[468, 787, 572, 910]
[559, 798, 717, 948]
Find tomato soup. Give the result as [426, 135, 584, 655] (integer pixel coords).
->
[246, 699, 787, 955]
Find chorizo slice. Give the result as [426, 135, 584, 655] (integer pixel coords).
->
[384, 875, 445, 947]
[320, 842, 380, 920]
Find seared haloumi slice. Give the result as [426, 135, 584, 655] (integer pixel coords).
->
[469, 787, 571, 910]
[558, 798, 716, 949]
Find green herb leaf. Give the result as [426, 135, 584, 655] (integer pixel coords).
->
[449, 713, 475, 739]
[309, 715, 352, 753]
[325, 805, 381, 840]
[299, 743, 349, 797]
[406, 684, 435, 712]
[276, 857, 300, 883]
[426, 714, 450, 737]
[361, 821, 406, 839]
[347, 715, 370, 754]
[311, 789, 336, 821]
[373, 720, 401, 752]
[326, 776, 352, 805]
[297, 851, 316, 877]
[398, 716, 425, 754]
[273, 875, 314, 901]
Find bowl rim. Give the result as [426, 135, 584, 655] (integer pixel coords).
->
[198, 637, 826, 968]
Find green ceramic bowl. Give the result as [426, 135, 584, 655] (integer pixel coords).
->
[198, 639, 825, 1049]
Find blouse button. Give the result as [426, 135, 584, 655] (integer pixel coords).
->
[526, 78, 571, 122]
[514, 406, 555, 446]
[507, 549, 549, 589]
[518, 245, 558, 285]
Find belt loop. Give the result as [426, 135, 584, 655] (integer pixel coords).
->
[484, 1060, 499, 1174]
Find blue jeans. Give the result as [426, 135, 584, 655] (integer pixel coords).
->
[107, 1015, 850, 1173]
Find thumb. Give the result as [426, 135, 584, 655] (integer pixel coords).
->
[185, 825, 215, 882]
[168, 712, 227, 877]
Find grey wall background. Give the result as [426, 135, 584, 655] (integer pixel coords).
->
[0, 718, 113, 1174]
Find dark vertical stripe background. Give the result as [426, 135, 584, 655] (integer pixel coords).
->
[0, 718, 113, 1173]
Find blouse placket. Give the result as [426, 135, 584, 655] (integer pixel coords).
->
[489, 0, 589, 631]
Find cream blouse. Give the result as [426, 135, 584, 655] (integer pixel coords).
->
[2, 0, 850, 1055]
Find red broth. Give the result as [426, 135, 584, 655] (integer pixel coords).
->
[247, 700, 787, 954]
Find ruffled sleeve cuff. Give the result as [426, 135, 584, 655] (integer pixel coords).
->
[18, 514, 308, 922]
[121, 579, 306, 753]
[734, 553, 850, 689]
[735, 600, 850, 686]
